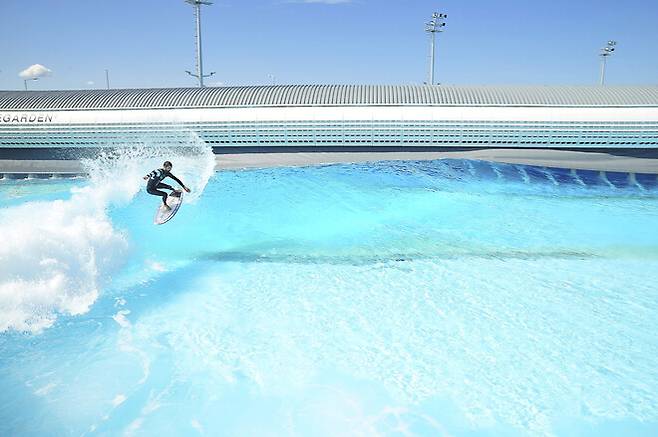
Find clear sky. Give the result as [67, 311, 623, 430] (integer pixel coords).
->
[1, 0, 657, 90]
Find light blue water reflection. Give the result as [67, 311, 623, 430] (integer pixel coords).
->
[1, 158, 657, 436]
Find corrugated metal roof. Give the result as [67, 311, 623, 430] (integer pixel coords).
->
[1, 85, 658, 110]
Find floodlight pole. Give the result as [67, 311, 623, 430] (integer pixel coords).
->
[425, 12, 447, 85]
[185, 0, 214, 87]
[429, 30, 435, 84]
[599, 40, 617, 86]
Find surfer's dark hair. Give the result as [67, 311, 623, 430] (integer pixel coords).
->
[163, 161, 172, 167]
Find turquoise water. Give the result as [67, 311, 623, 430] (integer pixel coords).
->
[1, 151, 658, 436]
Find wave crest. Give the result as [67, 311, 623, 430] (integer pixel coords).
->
[0, 137, 215, 333]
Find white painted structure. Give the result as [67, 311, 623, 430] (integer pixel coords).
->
[1, 85, 657, 149]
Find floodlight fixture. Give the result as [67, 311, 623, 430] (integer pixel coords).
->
[425, 11, 447, 85]
[599, 40, 618, 86]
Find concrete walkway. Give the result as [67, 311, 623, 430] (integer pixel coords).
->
[216, 149, 658, 173]
[2, 149, 658, 176]
[0, 159, 85, 175]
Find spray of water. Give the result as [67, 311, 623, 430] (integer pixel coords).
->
[0, 135, 216, 333]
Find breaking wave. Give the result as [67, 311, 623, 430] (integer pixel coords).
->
[0, 136, 215, 333]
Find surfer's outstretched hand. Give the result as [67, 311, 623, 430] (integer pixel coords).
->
[184, 186, 191, 193]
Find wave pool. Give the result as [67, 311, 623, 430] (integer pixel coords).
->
[1, 148, 657, 436]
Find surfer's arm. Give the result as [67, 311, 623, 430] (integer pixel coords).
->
[167, 172, 184, 186]
[167, 172, 191, 192]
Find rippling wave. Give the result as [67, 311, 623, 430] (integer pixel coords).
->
[1, 157, 657, 436]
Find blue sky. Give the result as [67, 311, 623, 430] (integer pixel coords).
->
[1, 0, 656, 90]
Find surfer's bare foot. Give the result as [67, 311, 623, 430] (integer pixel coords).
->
[162, 204, 171, 211]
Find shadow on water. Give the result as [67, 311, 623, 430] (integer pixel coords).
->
[197, 246, 606, 266]
[90, 261, 212, 325]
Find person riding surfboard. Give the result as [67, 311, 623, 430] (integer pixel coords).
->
[144, 161, 191, 210]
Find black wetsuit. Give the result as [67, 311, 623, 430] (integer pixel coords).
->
[146, 168, 183, 205]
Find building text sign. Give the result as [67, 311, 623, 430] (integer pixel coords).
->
[0, 113, 54, 123]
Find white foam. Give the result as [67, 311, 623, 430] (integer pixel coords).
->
[191, 419, 204, 434]
[0, 137, 215, 334]
[146, 260, 167, 272]
[113, 310, 132, 328]
[124, 418, 143, 436]
[0, 198, 126, 333]
[112, 394, 127, 406]
[34, 382, 58, 397]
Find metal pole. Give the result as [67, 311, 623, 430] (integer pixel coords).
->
[598, 40, 616, 86]
[599, 56, 607, 86]
[24, 78, 37, 90]
[429, 31, 435, 85]
[105, 69, 110, 89]
[195, 3, 204, 87]
[425, 12, 446, 86]
[185, 1, 214, 86]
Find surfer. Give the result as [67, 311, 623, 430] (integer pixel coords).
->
[143, 161, 191, 210]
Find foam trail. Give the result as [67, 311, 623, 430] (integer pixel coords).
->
[0, 135, 215, 333]
[80, 134, 215, 206]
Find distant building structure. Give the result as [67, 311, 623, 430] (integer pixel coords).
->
[1, 85, 657, 151]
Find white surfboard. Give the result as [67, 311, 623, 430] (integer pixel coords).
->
[154, 191, 183, 225]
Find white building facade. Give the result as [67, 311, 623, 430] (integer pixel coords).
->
[1, 85, 658, 149]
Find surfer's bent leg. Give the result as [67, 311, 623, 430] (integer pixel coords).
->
[156, 183, 173, 191]
[147, 184, 170, 205]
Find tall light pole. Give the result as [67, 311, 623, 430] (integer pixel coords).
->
[599, 40, 617, 86]
[425, 12, 447, 85]
[185, 0, 215, 87]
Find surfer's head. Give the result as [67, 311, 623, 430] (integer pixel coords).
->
[163, 161, 173, 171]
